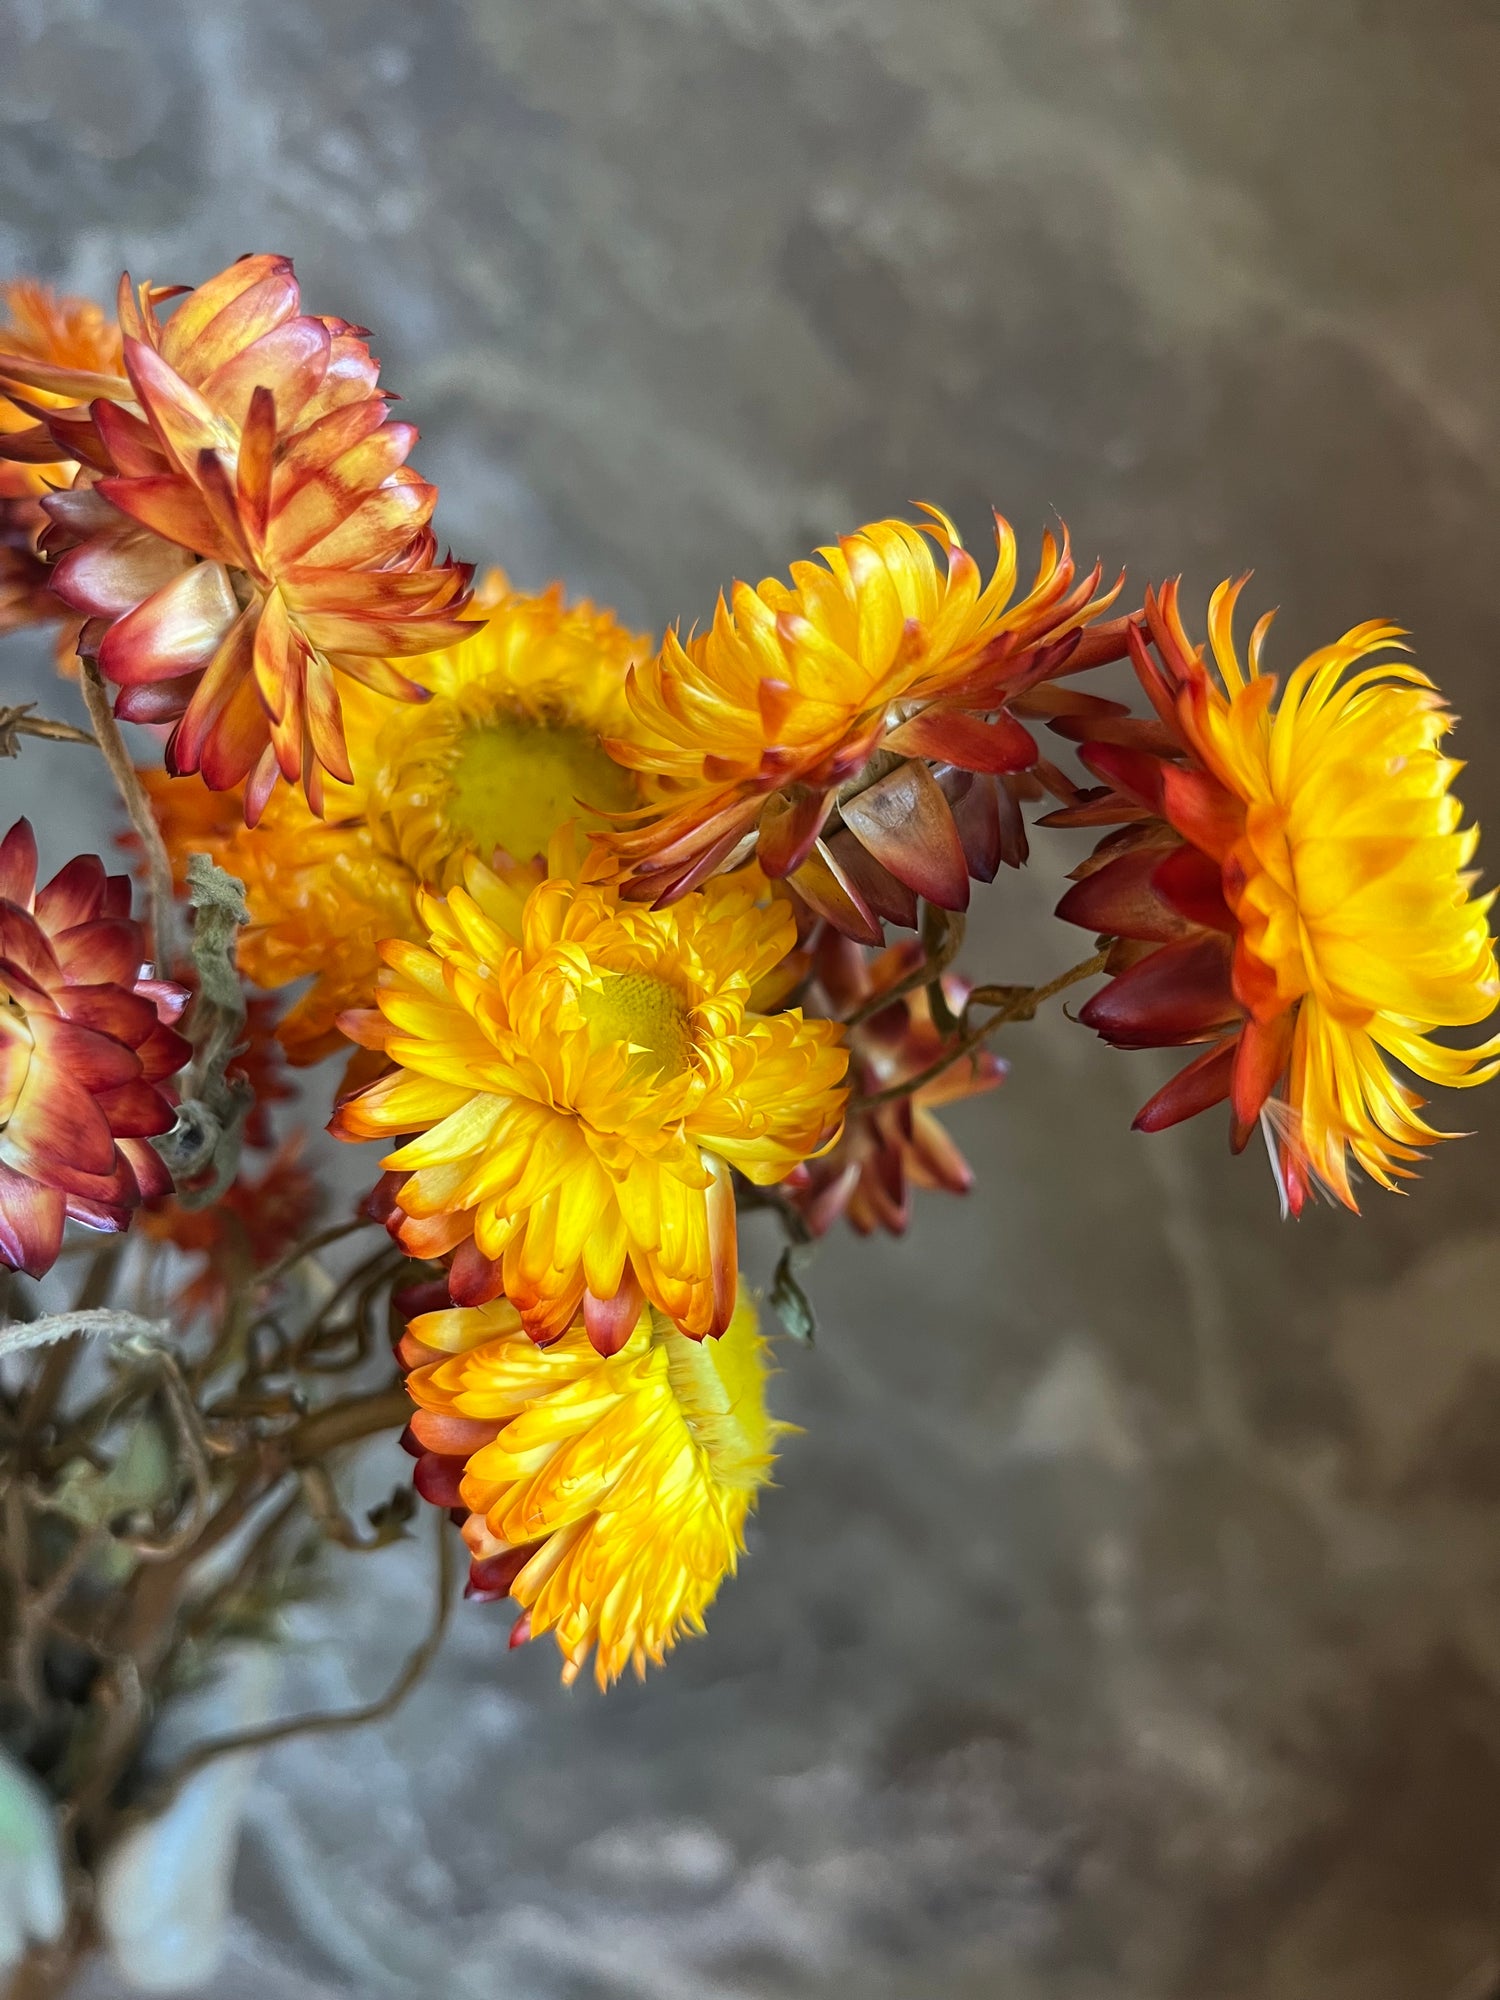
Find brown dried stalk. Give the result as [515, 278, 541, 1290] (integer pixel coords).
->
[146, 1512, 454, 1813]
[76, 658, 182, 975]
[842, 905, 967, 1029]
[0, 1224, 420, 1903]
[850, 947, 1108, 1112]
[0, 703, 95, 756]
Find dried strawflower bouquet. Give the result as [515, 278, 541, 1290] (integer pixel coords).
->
[0, 257, 1496, 1995]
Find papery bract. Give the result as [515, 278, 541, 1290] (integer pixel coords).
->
[788, 930, 1004, 1237]
[0, 280, 124, 645]
[602, 507, 1129, 939]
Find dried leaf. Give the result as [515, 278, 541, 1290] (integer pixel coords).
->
[154, 856, 253, 1206]
[770, 1243, 818, 1345]
[0, 1308, 167, 1361]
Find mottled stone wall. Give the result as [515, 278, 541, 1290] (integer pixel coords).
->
[5, 2, 1500, 1995]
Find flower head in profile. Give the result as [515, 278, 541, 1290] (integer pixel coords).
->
[787, 931, 1004, 1237]
[1051, 581, 1500, 1212]
[0, 280, 124, 640]
[140, 573, 652, 1063]
[331, 834, 848, 1346]
[399, 1289, 783, 1687]
[0, 820, 189, 1276]
[602, 508, 1127, 939]
[0, 254, 474, 818]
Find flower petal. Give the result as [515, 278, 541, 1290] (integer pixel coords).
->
[97, 562, 239, 687]
[0, 820, 38, 909]
[840, 759, 971, 910]
[0, 1161, 65, 1276]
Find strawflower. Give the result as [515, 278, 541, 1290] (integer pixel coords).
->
[366, 570, 648, 892]
[0, 819, 188, 1277]
[1051, 580, 1500, 1212]
[139, 573, 651, 1063]
[331, 835, 848, 1346]
[0, 280, 123, 641]
[788, 931, 1004, 1236]
[399, 1290, 784, 1688]
[602, 507, 1127, 939]
[0, 254, 474, 818]
[139, 688, 414, 1067]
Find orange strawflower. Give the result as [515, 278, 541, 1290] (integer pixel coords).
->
[601, 508, 1128, 938]
[0, 280, 123, 640]
[1052, 581, 1500, 1211]
[0, 254, 474, 818]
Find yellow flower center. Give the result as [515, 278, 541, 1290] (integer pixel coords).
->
[446, 716, 636, 864]
[580, 972, 694, 1080]
[660, 1306, 777, 1491]
[0, 998, 34, 1126]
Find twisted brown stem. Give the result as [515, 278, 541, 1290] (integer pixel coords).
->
[851, 948, 1108, 1112]
[0, 702, 96, 755]
[146, 1511, 454, 1812]
[842, 906, 967, 1029]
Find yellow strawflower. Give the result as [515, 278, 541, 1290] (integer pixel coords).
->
[1057, 579, 1500, 1210]
[602, 507, 1125, 936]
[332, 835, 848, 1346]
[402, 1292, 784, 1688]
[143, 573, 651, 1063]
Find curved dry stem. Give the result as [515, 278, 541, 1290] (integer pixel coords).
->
[147, 1511, 454, 1810]
[77, 658, 182, 975]
[282, 1382, 413, 1463]
[0, 702, 96, 754]
[254, 1216, 378, 1294]
[851, 948, 1108, 1112]
[842, 906, 967, 1029]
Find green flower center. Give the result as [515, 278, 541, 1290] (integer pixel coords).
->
[661, 1307, 776, 1491]
[580, 972, 694, 1081]
[446, 716, 636, 864]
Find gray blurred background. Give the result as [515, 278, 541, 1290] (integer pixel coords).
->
[4, 2, 1500, 1995]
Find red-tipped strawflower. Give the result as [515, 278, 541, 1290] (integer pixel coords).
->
[0, 255, 475, 819]
[0, 819, 189, 1276]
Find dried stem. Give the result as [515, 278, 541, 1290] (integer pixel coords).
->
[4, 1936, 88, 2000]
[0, 702, 96, 755]
[284, 1383, 412, 1463]
[123, 1349, 216, 1563]
[843, 906, 967, 1029]
[254, 1216, 377, 1294]
[0, 1309, 168, 1363]
[851, 948, 1109, 1112]
[77, 658, 182, 975]
[148, 1510, 454, 1810]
